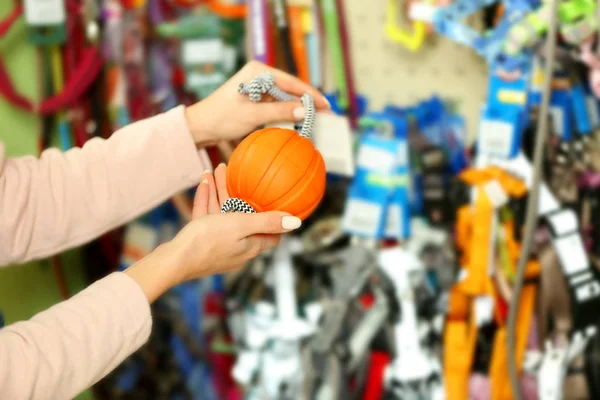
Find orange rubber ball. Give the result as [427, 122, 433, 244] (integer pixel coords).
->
[226, 127, 326, 220]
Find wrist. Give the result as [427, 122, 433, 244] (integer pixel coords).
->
[124, 243, 182, 303]
[184, 102, 217, 148]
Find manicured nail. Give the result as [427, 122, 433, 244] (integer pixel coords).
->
[323, 97, 332, 109]
[293, 107, 305, 120]
[282, 216, 302, 230]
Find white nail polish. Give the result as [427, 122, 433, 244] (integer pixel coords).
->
[293, 107, 306, 120]
[282, 216, 302, 230]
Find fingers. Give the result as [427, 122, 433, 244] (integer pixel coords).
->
[214, 163, 230, 207]
[248, 233, 282, 254]
[192, 179, 210, 218]
[239, 233, 282, 258]
[203, 172, 221, 214]
[244, 61, 330, 110]
[270, 68, 331, 111]
[233, 211, 302, 238]
[254, 101, 306, 126]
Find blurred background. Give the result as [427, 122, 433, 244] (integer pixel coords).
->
[2, 0, 600, 399]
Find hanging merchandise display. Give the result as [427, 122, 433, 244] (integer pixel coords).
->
[6, 0, 600, 399]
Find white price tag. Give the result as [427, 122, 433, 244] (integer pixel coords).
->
[478, 119, 513, 157]
[550, 106, 564, 136]
[547, 209, 579, 236]
[384, 204, 403, 238]
[474, 296, 494, 327]
[223, 45, 238, 73]
[483, 180, 509, 208]
[356, 146, 395, 174]
[409, 3, 437, 21]
[182, 39, 224, 65]
[186, 72, 226, 87]
[24, 0, 65, 26]
[586, 96, 599, 127]
[342, 199, 384, 237]
[397, 141, 409, 167]
[313, 113, 355, 176]
[553, 233, 589, 275]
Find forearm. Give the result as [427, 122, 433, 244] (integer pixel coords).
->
[0, 271, 154, 400]
[0, 106, 211, 266]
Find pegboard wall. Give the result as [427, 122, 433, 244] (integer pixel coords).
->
[335, 2, 490, 142]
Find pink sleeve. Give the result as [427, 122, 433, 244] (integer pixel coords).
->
[0, 272, 152, 400]
[0, 105, 212, 266]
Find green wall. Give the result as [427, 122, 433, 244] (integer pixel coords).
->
[0, 6, 95, 400]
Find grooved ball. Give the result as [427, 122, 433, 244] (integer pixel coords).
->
[226, 128, 326, 220]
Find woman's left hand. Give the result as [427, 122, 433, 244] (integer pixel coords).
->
[192, 163, 230, 217]
[184, 61, 330, 148]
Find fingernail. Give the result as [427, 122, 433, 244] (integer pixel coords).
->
[217, 162, 226, 168]
[323, 97, 332, 109]
[293, 107, 305, 120]
[282, 216, 302, 230]
[203, 169, 212, 174]
[201, 179, 208, 184]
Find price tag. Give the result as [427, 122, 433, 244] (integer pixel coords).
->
[24, 0, 66, 26]
[186, 72, 226, 87]
[223, 45, 238, 73]
[409, 3, 437, 22]
[586, 96, 599, 127]
[474, 296, 494, 327]
[554, 233, 589, 275]
[550, 106, 564, 136]
[313, 113, 355, 177]
[357, 144, 396, 174]
[478, 119, 514, 157]
[384, 204, 402, 238]
[342, 199, 385, 238]
[182, 39, 224, 66]
[483, 180, 508, 208]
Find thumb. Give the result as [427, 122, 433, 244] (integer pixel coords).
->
[254, 101, 305, 126]
[233, 211, 302, 237]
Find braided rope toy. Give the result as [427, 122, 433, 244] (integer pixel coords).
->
[221, 73, 325, 219]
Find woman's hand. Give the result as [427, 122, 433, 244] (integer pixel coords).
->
[184, 61, 330, 147]
[192, 163, 230, 216]
[124, 163, 301, 302]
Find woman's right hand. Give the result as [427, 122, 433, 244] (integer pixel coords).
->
[124, 164, 302, 302]
[168, 210, 301, 283]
